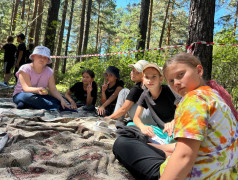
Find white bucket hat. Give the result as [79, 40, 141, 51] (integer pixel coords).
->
[128, 60, 149, 72]
[143, 63, 163, 76]
[29, 46, 52, 64]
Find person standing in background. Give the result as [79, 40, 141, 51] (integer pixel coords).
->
[14, 33, 26, 82]
[0, 36, 17, 86]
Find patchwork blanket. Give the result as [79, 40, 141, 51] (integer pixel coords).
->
[0, 97, 134, 179]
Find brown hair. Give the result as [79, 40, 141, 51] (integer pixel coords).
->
[7, 36, 14, 43]
[163, 52, 201, 75]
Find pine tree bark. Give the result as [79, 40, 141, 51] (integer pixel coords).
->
[83, 0, 93, 55]
[76, 0, 86, 62]
[233, 0, 238, 37]
[187, 0, 215, 80]
[44, 0, 61, 60]
[21, 0, 26, 20]
[29, 0, 39, 43]
[34, 0, 44, 46]
[62, 0, 75, 74]
[95, 0, 101, 53]
[146, 0, 153, 49]
[10, 0, 15, 35]
[11, 0, 20, 35]
[159, 0, 171, 48]
[136, 0, 150, 59]
[166, 0, 175, 46]
[54, 0, 68, 82]
[25, 0, 32, 38]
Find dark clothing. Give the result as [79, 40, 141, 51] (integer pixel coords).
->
[113, 136, 166, 180]
[138, 85, 176, 129]
[70, 81, 97, 106]
[126, 82, 144, 103]
[14, 42, 26, 82]
[104, 79, 124, 115]
[16, 42, 26, 66]
[2, 43, 17, 63]
[4, 61, 15, 74]
[25, 49, 33, 64]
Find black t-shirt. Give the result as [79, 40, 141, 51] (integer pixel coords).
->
[126, 82, 144, 103]
[16, 42, 26, 66]
[2, 43, 17, 62]
[105, 79, 124, 105]
[70, 81, 97, 105]
[138, 85, 177, 128]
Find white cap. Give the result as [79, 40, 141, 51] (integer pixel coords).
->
[143, 63, 163, 76]
[128, 60, 149, 72]
[29, 46, 52, 64]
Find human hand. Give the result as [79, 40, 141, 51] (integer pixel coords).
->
[70, 100, 77, 109]
[60, 99, 70, 110]
[163, 120, 175, 137]
[140, 125, 155, 138]
[38, 87, 48, 95]
[102, 80, 108, 92]
[87, 82, 93, 94]
[97, 106, 106, 116]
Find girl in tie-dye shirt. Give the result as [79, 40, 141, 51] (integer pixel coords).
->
[158, 53, 238, 179]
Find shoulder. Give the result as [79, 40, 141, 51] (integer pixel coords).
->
[44, 66, 53, 74]
[117, 80, 124, 87]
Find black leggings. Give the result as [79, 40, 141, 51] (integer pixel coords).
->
[113, 136, 166, 180]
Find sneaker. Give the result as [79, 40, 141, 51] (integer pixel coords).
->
[3, 82, 8, 86]
[17, 102, 25, 109]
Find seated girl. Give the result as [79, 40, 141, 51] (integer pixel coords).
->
[65, 69, 97, 110]
[109, 60, 155, 123]
[13, 46, 71, 111]
[97, 66, 124, 116]
[132, 63, 180, 141]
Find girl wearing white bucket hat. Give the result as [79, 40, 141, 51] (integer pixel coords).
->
[12, 46, 72, 111]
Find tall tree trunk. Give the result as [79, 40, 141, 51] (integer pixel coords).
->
[136, 0, 150, 59]
[233, 0, 238, 37]
[10, 0, 15, 35]
[83, 0, 93, 55]
[62, 0, 75, 74]
[25, 0, 32, 38]
[54, 0, 69, 82]
[146, 0, 153, 49]
[159, 0, 171, 48]
[166, 0, 174, 46]
[21, 0, 26, 20]
[29, 0, 39, 43]
[11, 0, 20, 35]
[34, 0, 44, 46]
[95, 0, 101, 53]
[44, 0, 61, 62]
[76, 0, 86, 62]
[187, 0, 215, 80]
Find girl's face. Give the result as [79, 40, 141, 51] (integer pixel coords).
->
[106, 73, 117, 84]
[131, 68, 143, 83]
[143, 67, 163, 91]
[164, 62, 203, 97]
[32, 55, 48, 66]
[82, 72, 94, 85]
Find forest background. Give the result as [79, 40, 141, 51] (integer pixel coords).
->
[0, 0, 238, 107]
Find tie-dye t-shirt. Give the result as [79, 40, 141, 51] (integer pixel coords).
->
[160, 86, 238, 179]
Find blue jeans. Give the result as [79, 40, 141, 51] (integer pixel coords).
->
[13, 92, 61, 110]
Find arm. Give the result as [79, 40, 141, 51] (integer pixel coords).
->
[19, 71, 48, 95]
[109, 100, 134, 119]
[148, 143, 176, 157]
[133, 105, 155, 137]
[16, 50, 23, 68]
[98, 86, 123, 116]
[48, 75, 70, 109]
[160, 138, 201, 180]
[86, 82, 94, 106]
[65, 90, 77, 109]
